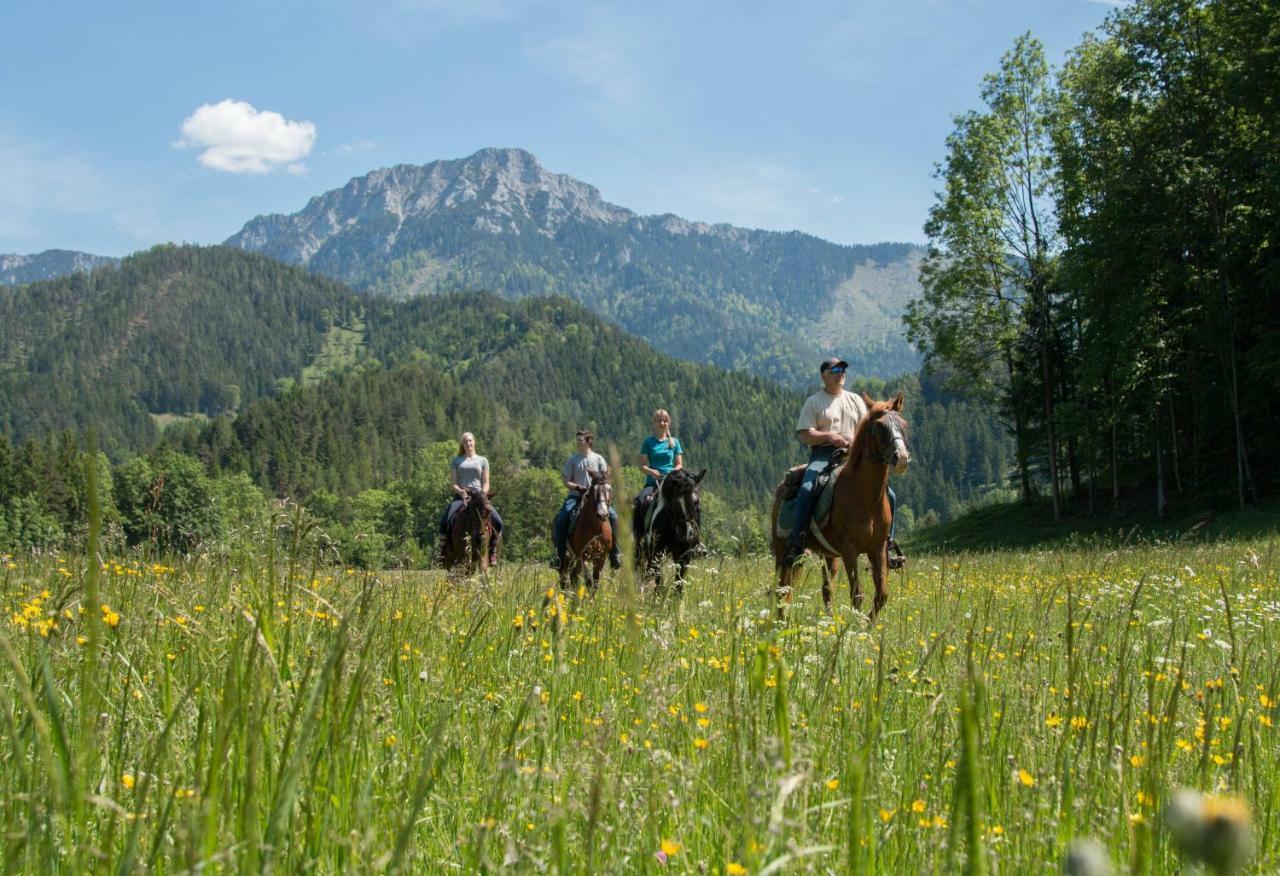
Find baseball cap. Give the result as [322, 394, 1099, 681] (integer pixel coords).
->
[820, 357, 849, 374]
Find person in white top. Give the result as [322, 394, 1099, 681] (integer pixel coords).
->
[782, 357, 903, 567]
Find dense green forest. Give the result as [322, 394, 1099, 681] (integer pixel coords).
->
[907, 0, 1278, 519]
[0, 245, 362, 452]
[0, 245, 1010, 561]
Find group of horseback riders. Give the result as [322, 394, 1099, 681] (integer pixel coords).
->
[436, 356, 906, 573]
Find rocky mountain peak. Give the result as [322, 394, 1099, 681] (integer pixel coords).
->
[226, 147, 632, 264]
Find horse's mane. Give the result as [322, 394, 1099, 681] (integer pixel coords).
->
[842, 398, 897, 473]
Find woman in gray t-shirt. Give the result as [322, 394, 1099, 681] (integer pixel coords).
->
[437, 432, 504, 561]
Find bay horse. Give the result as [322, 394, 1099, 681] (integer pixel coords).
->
[560, 471, 613, 593]
[770, 393, 910, 619]
[634, 468, 706, 596]
[442, 486, 496, 574]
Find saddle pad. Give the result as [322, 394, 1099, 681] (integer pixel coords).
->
[773, 468, 840, 539]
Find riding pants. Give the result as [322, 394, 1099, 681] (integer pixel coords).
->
[439, 499, 504, 539]
[786, 445, 838, 548]
[786, 446, 897, 546]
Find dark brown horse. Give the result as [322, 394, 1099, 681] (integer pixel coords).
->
[770, 393, 910, 619]
[442, 486, 496, 574]
[560, 471, 613, 593]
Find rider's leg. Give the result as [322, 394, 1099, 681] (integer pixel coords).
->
[887, 485, 906, 567]
[551, 494, 576, 566]
[784, 449, 834, 562]
[887, 485, 896, 542]
[488, 509, 504, 563]
[607, 506, 622, 568]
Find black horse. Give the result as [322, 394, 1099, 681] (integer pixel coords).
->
[633, 468, 706, 595]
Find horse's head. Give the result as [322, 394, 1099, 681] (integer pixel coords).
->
[859, 391, 911, 474]
[587, 470, 612, 520]
[660, 468, 705, 544]
[463, 485, 493, 517]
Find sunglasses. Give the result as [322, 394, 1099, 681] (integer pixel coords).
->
[827, 366, 847, 375]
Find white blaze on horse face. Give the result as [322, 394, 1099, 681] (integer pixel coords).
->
[893, 434, 911, 474]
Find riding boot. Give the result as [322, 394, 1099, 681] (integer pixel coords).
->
[782, 535, 807, 567]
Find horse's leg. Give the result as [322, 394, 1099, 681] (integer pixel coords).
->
[821, 556, 836, 614]
[674, 558, 686, 598]
[845, 552, 863, 613]
[774, 549, 793, 620]
[868, 546, 889, 619]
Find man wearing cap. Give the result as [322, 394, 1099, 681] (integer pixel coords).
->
[782, 357, 905, 568]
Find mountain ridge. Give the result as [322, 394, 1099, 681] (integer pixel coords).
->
[0, 250, 118, 286]
[226, 147, 924, 386]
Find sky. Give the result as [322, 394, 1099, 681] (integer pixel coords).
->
[0, 0, 1122, 257]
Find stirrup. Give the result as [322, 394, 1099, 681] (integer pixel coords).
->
[888, 540, 906, 570]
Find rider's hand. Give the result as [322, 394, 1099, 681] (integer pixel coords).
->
[830, 433, 850, 449]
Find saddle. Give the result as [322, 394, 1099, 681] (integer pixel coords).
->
[774, 454, 844, 538]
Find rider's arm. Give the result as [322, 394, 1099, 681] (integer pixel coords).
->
[482, 464, 491, 496]
[797, 428, 849, 448]
[638, 453, 660, 479]
[450, 460, 466, 496]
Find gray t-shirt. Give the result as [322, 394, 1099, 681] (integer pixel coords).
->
[451, 454, 489, 492]
[562, 451, 608, 490]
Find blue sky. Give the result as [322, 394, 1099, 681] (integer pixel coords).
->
[1, 0, 1120, 257]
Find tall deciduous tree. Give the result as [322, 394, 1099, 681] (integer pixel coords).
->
[907, 33, 1063, 516]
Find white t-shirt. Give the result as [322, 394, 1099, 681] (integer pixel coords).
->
[562, 451, 608, 489]
[796, 389, 868, 444]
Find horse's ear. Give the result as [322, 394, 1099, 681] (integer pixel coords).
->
[891, 391, 904, 412]
[693, 468, 707, 484]
[486, 488, 497, 499]
[861, 392, 874, 408]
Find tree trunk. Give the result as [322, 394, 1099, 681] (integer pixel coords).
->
[1110, 417, 1120, 507]
[1226, 335, 1256, 507]
[1005, 350, 1033, 504]
[1040, 336, 1061, 521]
[1168, 399, 1183, 495]
[1155, 403, 1167, 519]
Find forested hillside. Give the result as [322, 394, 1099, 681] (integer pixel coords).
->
[226, 147, 923, 386]
[1, 243, 1014, 560]
[0, 245, 362, 451]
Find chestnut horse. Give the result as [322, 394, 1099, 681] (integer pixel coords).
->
[560, 471, 613, 593]
[442, 486, 496, 574]
[770, 393, 910, 619]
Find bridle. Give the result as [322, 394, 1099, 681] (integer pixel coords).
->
[868, 411, 909, 469]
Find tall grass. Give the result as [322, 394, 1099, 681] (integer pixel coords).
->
[2, 529, 1277, 872]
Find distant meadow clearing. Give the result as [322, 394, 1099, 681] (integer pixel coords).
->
[2, 533, 1278, 873]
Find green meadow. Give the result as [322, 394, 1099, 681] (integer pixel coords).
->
[2, 529, 1277, 873]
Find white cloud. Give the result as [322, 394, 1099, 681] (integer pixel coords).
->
[176, 99, 316, 174]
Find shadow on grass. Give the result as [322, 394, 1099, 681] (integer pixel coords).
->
[903, 495, 1280, 555]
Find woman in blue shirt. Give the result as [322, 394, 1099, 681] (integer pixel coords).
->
[636, 409, 684, 506]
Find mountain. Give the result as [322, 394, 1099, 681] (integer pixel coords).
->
[0, 250, 118, 286]
[226, 147, 923, 386]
